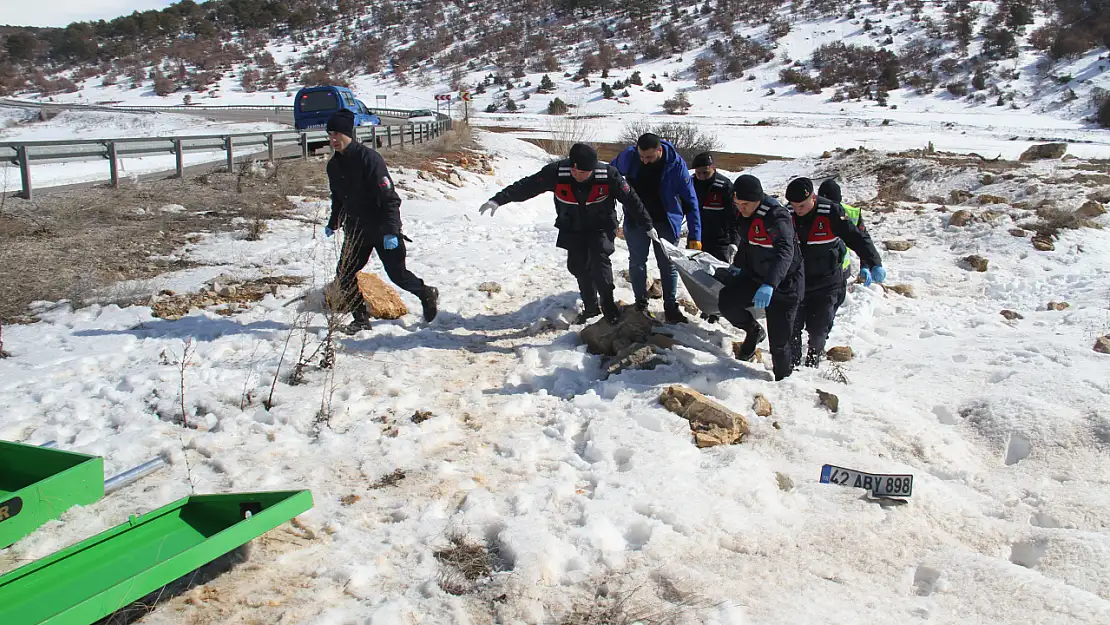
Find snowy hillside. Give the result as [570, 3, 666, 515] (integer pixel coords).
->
[2, 130, 1108, 624]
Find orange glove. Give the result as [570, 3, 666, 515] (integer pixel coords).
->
[687, 240, 702, 251]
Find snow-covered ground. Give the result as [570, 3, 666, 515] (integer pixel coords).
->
[0, 107, 287, 189]
[2, 130, 1109, 624]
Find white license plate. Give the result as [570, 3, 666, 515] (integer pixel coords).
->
[820, 464, 913, 498]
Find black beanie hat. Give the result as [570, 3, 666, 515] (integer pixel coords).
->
[569, 143, 599, 170]
[733, 174, 763, 202]
[692, 152, 714, 168]
[817, 178, 842, 203]
[785, 177, 814, 203]
[326, 109, 356, 138]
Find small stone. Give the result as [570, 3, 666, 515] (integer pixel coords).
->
[962, 255, 989, 272]
[1019, 142, 1067, 161]
[660, 385, 750, 447]
[340, 494, 361, 506]
[1047, 301, 1070, 311]
[647, 278, 663, 299]
[1000, 310, 1023, 321]
[1008, 228, 1027, 237]
[733, 341, 761, 361]
[775, 472, 795, 491]
[821, 151, 832, 158]
[948, 210, 974, 227]
[619, 269, 631, 283]
[1075, 200, 1106, 218]
[477, 281, 502, 294]
[772, 421, 781, 430]
[949, 189, 974, 204]
[411, 410, 433, 424]
[980, 173, 994, 185]
[817, 389, 840, 413]
[753, 394, 773, 417]
[1095, 336, 1110, 354]
[885, 240, 914, 252]
[1032, 236, 1055, 251]
[447, 171, 464, 186]
[678, 297, 699, 315]
[884, 283, 915, 298]
[978, 194, 1007, 205]
[826, 346, 854, 362]
[616, 227, 625, 240]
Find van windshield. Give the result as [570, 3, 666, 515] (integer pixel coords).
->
[300, 91, 337, 113]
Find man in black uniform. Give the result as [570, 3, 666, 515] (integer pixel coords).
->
[784, 177, 885, 368]
[480, 143, 656, 324]
[324, 109, 439, 333]
[690, 152, 739, 263]
[717, 174, 804, 381]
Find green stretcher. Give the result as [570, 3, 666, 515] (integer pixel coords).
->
[0, 489, 313, 625]
[0, 441, 105, 550]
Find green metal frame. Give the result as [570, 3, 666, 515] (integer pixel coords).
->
[0, 489, 313, 625]
[0, 441, 105, 549]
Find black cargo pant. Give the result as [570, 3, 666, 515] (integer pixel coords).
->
[337, 226, 425, 313]
[792, 284, 846, 361]
[560, 229, 616, 311]
[719, 279, 801, 381]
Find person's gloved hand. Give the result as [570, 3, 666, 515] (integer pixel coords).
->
[646, 227, 660, 242]
[687, 239, 702, 250]
[479, 200, 499, 216]
[859, 267, 873, 287]
[871, 265, 887, 284]
[383, 234, 399, 250]
[324, 226, 335, 238]
[753, 284, 774, 309]
[726, 244, 738, 260]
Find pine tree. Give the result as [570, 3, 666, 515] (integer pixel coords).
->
[602, 82, 615, 98]
[538, 73, 555, 93]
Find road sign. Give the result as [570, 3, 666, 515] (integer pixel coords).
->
[434, 94, 452, 102]
[459, 91, 472, 102]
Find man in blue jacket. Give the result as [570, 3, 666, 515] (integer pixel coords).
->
[612, 133, 701, 323]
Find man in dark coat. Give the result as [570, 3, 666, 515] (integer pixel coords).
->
[784, 177, 885, 367]
[717, 174, 804, 381]
[325, 109, 439, 333]
[480, 143, 656, 324]
[690, 152, 739, 263]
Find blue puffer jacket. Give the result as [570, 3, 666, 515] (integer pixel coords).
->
[611, 140, 701, 242]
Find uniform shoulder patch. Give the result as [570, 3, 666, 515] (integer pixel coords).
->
[621, 179, 630, 193]
[380, 176, 392, 189]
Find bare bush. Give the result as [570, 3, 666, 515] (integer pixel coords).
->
[663, 92, 691, 114]
[619, 121, 719, 162]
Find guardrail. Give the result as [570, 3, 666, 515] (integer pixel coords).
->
[0, 98, 428, 119]
[1, 116, 452, 199]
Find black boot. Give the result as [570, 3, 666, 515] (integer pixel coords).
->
[343, 306, 373, 334]
[634, 298, 649, 312]
[804, 346, 822, 368]
[664, 302, 688, 324]
[573, 306, 601, 325]
[734, 322, 766, 361]
[600, 290, 621, 324]
[420, 285, 439, 322]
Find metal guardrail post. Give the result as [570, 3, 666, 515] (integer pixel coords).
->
[107, 141, 119, 188]
[371, 125, 377, 149]
[174, 139, 184, 178]
[267, 134, 275, 162]
[387, 126, 393, 148]
[224, 136, 233, 172]
[16, 144, 31, 199]
[300, 133, 308, 159]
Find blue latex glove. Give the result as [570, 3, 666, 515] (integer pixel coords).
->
[383, 234, 399, 250]
[859, 267, 873, 287]
[727, 265, 743, 277]
[753, 284, 774, 309]
[871, 265, 887, 284]
[324, 227, 335, 238]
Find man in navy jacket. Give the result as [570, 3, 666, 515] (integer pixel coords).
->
[612, 133, 700, 323]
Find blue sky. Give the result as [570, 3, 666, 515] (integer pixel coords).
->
[0, 1, 177, 28]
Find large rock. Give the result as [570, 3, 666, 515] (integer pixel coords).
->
[1047, 301, 1070, 311]
[356, 272, 408, 319]
[607, 344, 667, 377]
[885, 240, 914, 252]
[1019, 143, 1067, 161]
[949, 189, 974, 204]
[1076, 200, 1106, 218]
[816, 389, 840, 413]
[1032, 236, 1055, 251]
[478, 281, 502, 294]
[884, 284, 916, 298]
[978, 194, 1007, 205]
[580, 307, 660, 357]
[1000, 310, 1024, 321]
[659, 385, 750, 448]
[948, 210, 974, 227]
